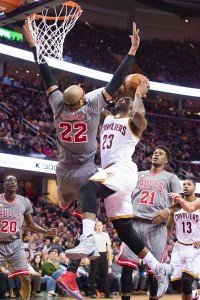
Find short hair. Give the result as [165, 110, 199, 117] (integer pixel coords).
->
[154, 145, 171, 160]
[185, 178, 196, 187]
[48, 248, 56, 254]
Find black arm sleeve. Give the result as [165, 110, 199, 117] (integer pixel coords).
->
[31, 47, 57, 89]
[105, 54, 135, 97]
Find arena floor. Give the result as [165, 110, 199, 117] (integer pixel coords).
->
[30, 296, 182, 300]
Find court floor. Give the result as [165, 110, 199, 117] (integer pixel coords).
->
[30, 295, 183, 300]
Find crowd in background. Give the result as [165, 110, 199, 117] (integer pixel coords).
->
[0, 82, 199, 180]
[0, 20, 200, 297]
[1, 21, 200, 87]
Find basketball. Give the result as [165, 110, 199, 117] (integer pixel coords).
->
[121, 73, 146, 98]
[0, 0, 24, 13]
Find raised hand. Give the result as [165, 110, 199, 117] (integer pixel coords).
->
[136, 77, 150, 98]
[23, 19, 36, 47]
[129, 22, 140, 55]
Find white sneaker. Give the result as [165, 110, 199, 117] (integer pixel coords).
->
[88, 246, 100, 260]
[47, 290, 57, 297]
[155, 263, 173, 298]
[65, 234, 99, 260]
[192, 289, 199, 300]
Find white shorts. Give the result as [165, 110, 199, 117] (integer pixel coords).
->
[171, 242, 200, 280]
[90, 162, 138, 219]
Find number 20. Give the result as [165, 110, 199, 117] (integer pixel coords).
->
[1, 220, 17, 233]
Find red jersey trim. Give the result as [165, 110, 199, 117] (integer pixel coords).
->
[2, 193, 17, 205]
[149, 170, 166, 176]
[8, 269, 29, 278]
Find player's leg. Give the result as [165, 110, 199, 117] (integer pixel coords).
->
[57, 165, 98, 299]
[121, 266, 134, 300]
[65, 179, 115, 259]
[182, 246, 200, 300]
[7, 240, 30, 300]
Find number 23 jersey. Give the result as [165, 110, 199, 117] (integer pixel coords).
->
[174, 208, 200, 243]
[101, 115, 139, 169]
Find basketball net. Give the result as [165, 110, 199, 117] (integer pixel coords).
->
[27, 1, 82, 64]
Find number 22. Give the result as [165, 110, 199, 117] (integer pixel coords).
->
[59, 122, 87, 143]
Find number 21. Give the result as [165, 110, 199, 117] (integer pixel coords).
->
[140, 190, 155, 205]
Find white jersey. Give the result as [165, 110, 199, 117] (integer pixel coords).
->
[101, 115, 139, 169]
[174, 208, 200, 243]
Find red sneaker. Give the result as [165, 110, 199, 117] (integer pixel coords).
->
[57, 271, 83, 300]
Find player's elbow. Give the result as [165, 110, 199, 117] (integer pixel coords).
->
[132, 113, 147, 131]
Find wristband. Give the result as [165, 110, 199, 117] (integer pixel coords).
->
[166, 208, 170, 215]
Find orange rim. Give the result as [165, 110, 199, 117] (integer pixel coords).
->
[29, 1, 82, 21]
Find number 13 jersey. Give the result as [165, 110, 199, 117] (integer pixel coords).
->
[101, 115, 139, 169]
[174, 208, 200, 243]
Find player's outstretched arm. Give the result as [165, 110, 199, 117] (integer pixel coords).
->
[129, 77, 149, 137]
[103, 22, 140, 101]
[24, 214, 57, 237]
[169, 193, 200, 213]
[23, 20, 58, 96]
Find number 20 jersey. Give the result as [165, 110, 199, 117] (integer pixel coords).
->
[132, 170, 182, 220]
[0, 193, 33, 242]
[174, 208, 200, 243]
[101, 115, 139, 169]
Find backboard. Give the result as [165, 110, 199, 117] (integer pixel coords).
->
[0, 0, 67, 26]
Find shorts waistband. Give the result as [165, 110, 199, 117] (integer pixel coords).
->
[133, 217, 152, 224]
[177, 240, 193, 246]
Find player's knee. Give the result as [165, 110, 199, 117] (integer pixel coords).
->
[80, 180, 98, 213]
[121, 266, 133, 294]
[112, 218, 144, 255]
[170, 279, 182, 292]
[182, 272, 193, 295]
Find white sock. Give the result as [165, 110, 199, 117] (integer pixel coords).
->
[142, 251, 160, 273]
[82, 219, 95, 236]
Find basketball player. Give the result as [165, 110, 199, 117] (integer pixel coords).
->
[168, 179, 200, 300]
[65, 83, 174, 298]
[117, 145, 182, 300]
[23, 20, 141, 300]
[0, 175, 57, 300]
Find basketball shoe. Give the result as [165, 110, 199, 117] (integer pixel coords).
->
[155, 263, 173, 298]
[57, 271, 83, 300]
[192, 289, 199, 300]
[65, 234, 99, 260]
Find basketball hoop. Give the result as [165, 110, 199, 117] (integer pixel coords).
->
[27, 1, 82, 64]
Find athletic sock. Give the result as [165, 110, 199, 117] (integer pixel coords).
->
[142, 251, 160, 273]
[82, 219, 95, 236]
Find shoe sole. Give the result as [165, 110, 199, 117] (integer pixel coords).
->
[157, 266, 173, 298]
[66, 249, 99, 260]
[57, 279, 83, 300]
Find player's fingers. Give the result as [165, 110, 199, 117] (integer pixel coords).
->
[133, 22, 136, 34]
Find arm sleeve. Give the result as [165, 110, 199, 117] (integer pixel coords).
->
[170, 175, 183, 193]
[85, 87, 107, 114]
[24, 198, 33, 215]
[31, 47, 57, 89]
[105, 54, 135, 97]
